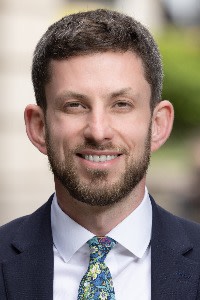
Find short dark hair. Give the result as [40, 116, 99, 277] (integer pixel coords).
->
[32, 9, 163, 110]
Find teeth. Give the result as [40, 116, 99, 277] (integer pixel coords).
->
[83, 155, 118, 162]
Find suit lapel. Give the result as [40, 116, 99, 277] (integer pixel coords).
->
[2, 197, 54, 300]
[151, 197, 200, 300]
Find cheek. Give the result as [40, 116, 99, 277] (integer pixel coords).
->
[47, 113, 79, 139]
[47, 120, 84, 155]
[118, 121, 150, 151]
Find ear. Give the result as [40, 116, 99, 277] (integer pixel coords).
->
[24, 104, 47, 155]
[151, 100, 174, 152]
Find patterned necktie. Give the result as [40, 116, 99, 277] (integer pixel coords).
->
[78, 236, 117, 300]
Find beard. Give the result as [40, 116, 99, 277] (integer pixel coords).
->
[45, 126, 151, 207]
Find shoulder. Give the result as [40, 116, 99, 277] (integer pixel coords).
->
[0, 195, 54, 261]
[0, 215, 28, 237]
[0, 216, 28, 259]
[151, 194, 200, 231]
[157, 202, 200, 233]
[175, 213, 200, 243]
[152, 198, 200, 254]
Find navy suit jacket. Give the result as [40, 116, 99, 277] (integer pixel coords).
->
[1, 195, 200, 299]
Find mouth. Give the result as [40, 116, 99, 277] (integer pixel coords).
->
[78, 154, 120, 163]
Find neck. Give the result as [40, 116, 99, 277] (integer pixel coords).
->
[55, 179, 146, 236]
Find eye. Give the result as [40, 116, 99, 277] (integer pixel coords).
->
[65, 102, 82, 108]
[63, 101, 87, 113]
[113, 100, 133, 111]
[116, 101, 129, 107]
[68, 102, 80, 107]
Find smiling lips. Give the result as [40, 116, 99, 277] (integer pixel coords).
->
[78, 154, 120, 163]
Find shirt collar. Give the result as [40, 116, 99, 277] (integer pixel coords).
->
[51, 188, 152, 262]
[108, 188, 152, 258]
[51, 195, 93, 263]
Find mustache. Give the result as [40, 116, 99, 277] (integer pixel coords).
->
[73, 141, 129, 154]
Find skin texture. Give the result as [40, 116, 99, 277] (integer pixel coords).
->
[24, 51, 174, 235]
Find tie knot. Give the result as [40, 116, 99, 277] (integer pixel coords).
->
[87, 236, 117, 263]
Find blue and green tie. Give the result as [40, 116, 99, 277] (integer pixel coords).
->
[78, 236, 117, 300]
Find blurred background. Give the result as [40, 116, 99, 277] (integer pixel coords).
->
[0, 0, 200, 225]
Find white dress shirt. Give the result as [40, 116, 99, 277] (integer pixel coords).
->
[51, 188, 152, 299]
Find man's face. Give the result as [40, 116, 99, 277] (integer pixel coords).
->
[44, 51, 152, 206]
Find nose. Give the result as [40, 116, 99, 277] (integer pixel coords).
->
[83, 108, 114, 143]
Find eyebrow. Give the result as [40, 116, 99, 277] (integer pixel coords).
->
[110, 88, 136, 99]
[56, 87, 137, 103]
[56, 91, 89, 103]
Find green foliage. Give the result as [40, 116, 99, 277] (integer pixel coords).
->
[158, 28, 200, 134]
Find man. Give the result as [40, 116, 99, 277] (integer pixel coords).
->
[0, 9, 200, 300]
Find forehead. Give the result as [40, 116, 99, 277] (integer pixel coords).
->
[49, 50, 145, 74]
[46, 51, 151, 102]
